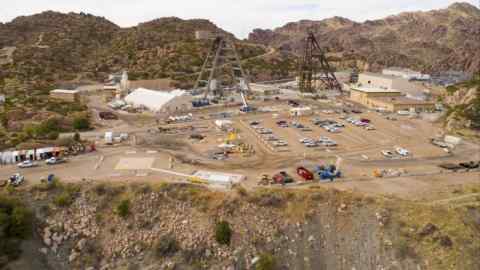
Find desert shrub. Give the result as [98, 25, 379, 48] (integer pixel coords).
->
[255, 252, 276, 270]
[155, 235, 178, 257]
[0, 196, 33, 266]
[53, 183, 79, 207]
[54, 192, 74, 207]
[73, 116, 90, 131]
[73, 132, 81, 142]
[215, 221, 232, 245]
[235, 185, 248, 197]
[116, 199, 130, 218]
[94, 183, 107, 196]
[394, 238, 416, 260]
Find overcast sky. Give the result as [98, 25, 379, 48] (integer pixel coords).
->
[0, 0, 478, 38]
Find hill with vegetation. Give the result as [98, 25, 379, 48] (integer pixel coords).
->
[1, 181, 480, 270]
[248, 2, 480, 73]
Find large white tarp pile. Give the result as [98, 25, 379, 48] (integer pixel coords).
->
[124, 88, 188, 112]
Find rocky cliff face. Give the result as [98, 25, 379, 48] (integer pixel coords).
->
[248, 2, 480, 74]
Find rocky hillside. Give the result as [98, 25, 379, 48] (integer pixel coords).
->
[248, 2, 480, 73]
[0, 11, 268, 88]
[444, 73, 480, 131]
[2, 181, 480, 270]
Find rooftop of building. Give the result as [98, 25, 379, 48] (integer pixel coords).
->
[351, 85, 402, 93]
[360, 72, 401, 80]
[383, 67, 419, 73]
[369, 96, 435, 105]
[50, 89, 79, 94]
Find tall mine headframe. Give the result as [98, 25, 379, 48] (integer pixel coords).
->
[194, 33, 252, 100]
[298, 31, 342, 92]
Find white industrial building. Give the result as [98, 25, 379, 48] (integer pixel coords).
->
[382, 67, 431, 81]
[358, 72, 428, 101]
[124, 88, 193, 113]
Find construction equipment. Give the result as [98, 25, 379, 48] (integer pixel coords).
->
[315, 165, 342, 181]
[298, 31, 342, 92]
[258, 174, 273, 186]
[194, 33, 254, 112]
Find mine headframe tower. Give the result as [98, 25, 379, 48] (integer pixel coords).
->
[194, 33, 252, 112]
[298, 31, 342, 92]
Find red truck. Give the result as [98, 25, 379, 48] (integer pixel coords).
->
[296, 167, 314, 181]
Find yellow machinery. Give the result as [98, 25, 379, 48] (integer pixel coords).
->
[188, 176, 209, 185]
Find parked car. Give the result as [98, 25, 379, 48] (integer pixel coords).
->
[273, 140, 288, 147]
[353, 121, 368, 126]
[276, 120, 289, 128]
[297, 167, 314, 181]
[395, 147, 410, 156]
[360, 118, 371, 123]
[430, 139, 450, 148]
[249, 121, 260, 126]
[300, 138, 314, 144]
[17, 160, 38, 168]
[8, 173, 24, 187]
[325, 126, 341, 133]
[305, 142, 318, 148]
[287, 100, 299, 107]
[351, 109, 362, 114]
[381, 150, 394, 158]
[264, 135, 279, 141]
[46, 157, 67, 165]
[365, 125, 376, 131]
[386, 115, 397, 121]
[292, 122, 304, 129]
[257, 128, 273, 134]
[301, 127, 313, 132]
[273, 171, 294, 185]
[317, 136, 331, 143]
[311, 118, 322, 125]
[322, 140, 337, 147]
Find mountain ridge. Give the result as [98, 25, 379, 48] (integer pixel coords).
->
[248, 2, 480, 74]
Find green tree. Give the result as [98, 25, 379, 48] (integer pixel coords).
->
[73, 132, 81, 142]
[256, 253, 276, 270]
[0, 196, 33, 266]
[116, 199, 130, 218]
[73, 116, 90, 131]
[215, 221, 232, 245]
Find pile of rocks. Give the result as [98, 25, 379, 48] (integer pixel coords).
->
[41, 196, 99, 263]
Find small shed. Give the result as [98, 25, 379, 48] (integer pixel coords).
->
[50, 89, 80, 102]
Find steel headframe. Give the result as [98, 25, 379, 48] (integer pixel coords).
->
[298, 31, 342, 92]
[194, 34, 252, 100]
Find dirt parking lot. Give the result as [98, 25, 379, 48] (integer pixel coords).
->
[239, 109, 448, 161]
